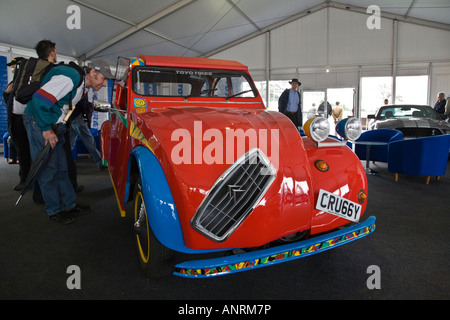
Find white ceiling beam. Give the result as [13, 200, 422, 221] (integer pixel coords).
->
[329, 1, 450, 31]
[404, 0, 417, 19]
[226, 0, 261, 31]
[78, 0, 197, 59]
[72, 0, 203, 57]
[202, 1, 329, 57]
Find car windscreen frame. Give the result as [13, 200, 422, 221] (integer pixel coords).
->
[131, 66, 259, 99]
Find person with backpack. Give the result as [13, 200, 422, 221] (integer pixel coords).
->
[23, 58, 114, 224]
[32, 40, 84, 193]
[14, 40, 57, 105]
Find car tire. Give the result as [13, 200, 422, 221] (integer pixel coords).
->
[133, 176, 174, 278]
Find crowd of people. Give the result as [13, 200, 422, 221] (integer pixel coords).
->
[278, 79, 449, 129]
[277, 78, 348, 133]
[3, 39, 114, 225]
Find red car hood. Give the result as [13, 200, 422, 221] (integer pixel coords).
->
[135, 106, 314, 249]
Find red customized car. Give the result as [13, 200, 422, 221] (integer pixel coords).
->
[97, 55, 375, 278]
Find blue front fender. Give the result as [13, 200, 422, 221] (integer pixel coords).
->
[129, 146, 223, 254]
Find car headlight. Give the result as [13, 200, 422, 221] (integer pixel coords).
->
[304, 117, 330, 142]
[336, 117, 362, 141]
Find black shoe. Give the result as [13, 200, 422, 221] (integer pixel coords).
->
[49, 212, 75, 225]
[74, 185, 85, 193]
[13, 183, 24, 191]
[67, 204, 92, 217]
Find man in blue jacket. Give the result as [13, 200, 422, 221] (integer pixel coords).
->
[278, 78, 302, 129]
[23, 58, 114, 224]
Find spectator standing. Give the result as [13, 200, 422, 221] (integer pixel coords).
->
[3, 57, 30, 188]
[434, 92, 446, 115]
[332, 101, 343, 124]
[278, 78, 303, 128]
[23, 58, 114, 224]
[70, 94, 105, 169]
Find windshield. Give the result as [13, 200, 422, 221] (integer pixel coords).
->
[132, 67, 258, 99]
[376, 105, 440, 120]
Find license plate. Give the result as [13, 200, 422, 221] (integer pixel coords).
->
[316, 189, 362, 222]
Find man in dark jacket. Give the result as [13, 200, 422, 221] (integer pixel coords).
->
[434, 92, 446, 115]
[278, 78, 302, 128]
[3, 57, 30, 190]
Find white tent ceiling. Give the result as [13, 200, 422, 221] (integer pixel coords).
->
[0, 0, 449, 66]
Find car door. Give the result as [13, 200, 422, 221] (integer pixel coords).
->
[105, 58, 132, 216]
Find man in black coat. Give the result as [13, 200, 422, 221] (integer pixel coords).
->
[278, 78, 302, 128]
[3, 57, 32, 191]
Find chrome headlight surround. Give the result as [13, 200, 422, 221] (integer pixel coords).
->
[304, 117, 330, 143]
[336, 117, 362, 141]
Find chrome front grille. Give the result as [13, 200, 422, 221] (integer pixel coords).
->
[191, 148, 276, 242]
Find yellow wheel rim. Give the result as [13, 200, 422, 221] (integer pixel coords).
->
[134, 192, 150, 263]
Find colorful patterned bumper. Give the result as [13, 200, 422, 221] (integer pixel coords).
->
[174, 216, 376, 278]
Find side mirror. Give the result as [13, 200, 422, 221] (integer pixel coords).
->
[93, 100, 112, 112]
[367, 114, 375, 119]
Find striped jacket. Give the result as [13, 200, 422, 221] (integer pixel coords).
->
[25, 65, 85, 131]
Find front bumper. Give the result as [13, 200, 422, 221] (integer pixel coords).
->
[174, 216, 376, 278]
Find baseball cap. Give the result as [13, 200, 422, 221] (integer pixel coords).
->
[7, 57, 25, 66]
[88, 59, 114, 79]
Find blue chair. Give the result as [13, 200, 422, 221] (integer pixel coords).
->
[388, 135, 450, 184]
[2, 132, 17, 162]
[355, 129, 403, 163]
[2, 132, 9, 160]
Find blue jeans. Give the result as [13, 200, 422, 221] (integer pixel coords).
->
[23, 113, 77, 216]
[70, 115, 102, 167]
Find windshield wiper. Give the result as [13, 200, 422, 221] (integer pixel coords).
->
[226, 90, 253, 100]
[200, 88, 217, 94]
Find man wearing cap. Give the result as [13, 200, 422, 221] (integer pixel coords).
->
[278, 78, 303, 129]
[23, 58, 114, 224]
[3, 57, 26, 165]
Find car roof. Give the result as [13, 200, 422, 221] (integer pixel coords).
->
[381, 104, 431, 108]
[138, 55, 248, 71]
